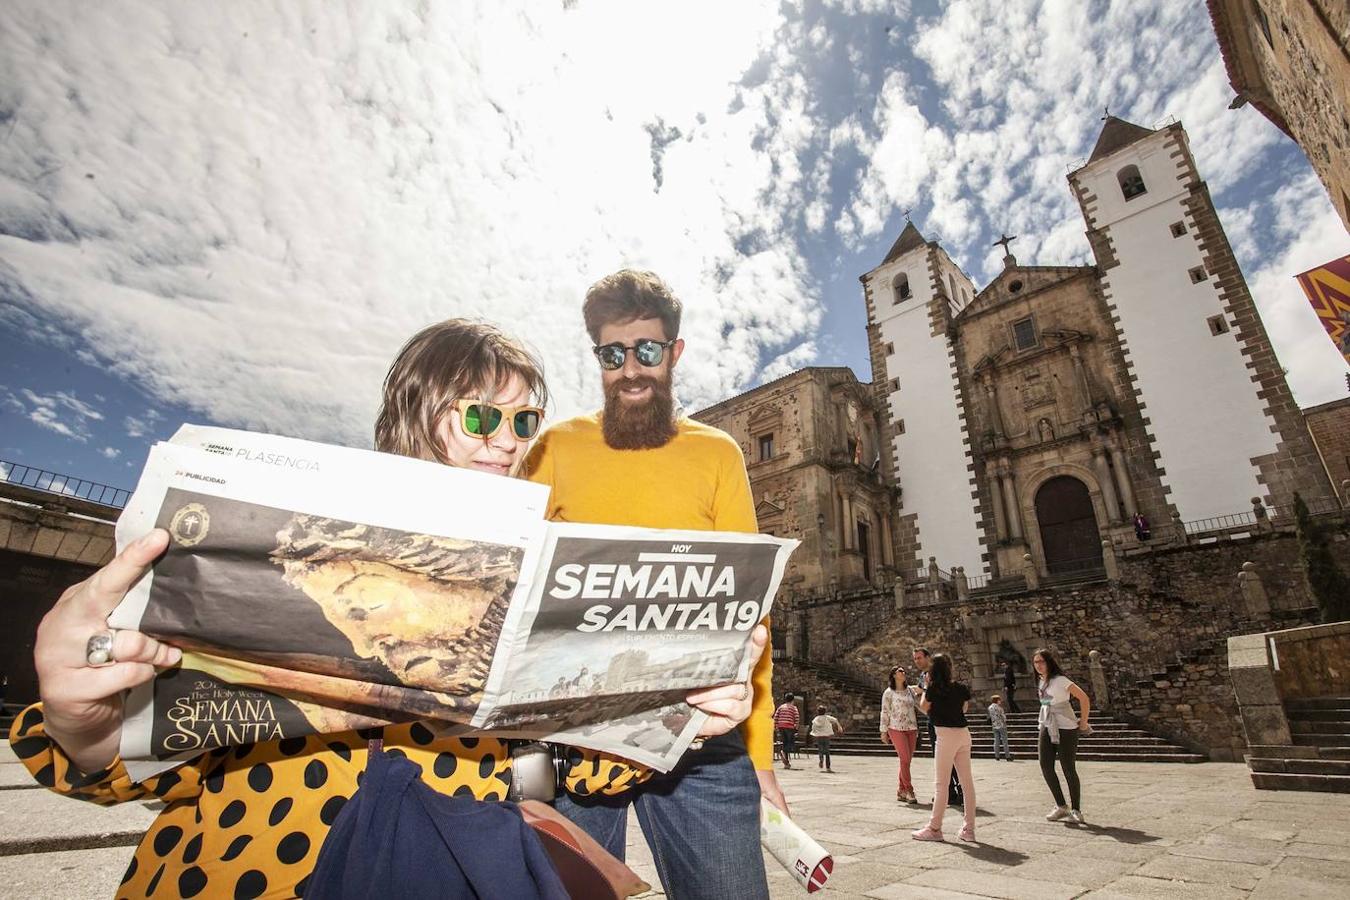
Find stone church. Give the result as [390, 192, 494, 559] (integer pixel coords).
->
[696, 115, 1335, 593]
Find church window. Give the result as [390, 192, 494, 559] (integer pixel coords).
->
[1009, 280, 1024, 294]
[947, 274, 957, 300]
[895, 418, 905, 434]
[893, 273, 911, 302]
[1189, 266, 1208, 284]
[1170, 221, 1187, 237]
[758, 433, 775, 461]
[1118, 165, 1147, 200]
[885, 342, 895, 355]
[888, 377, 900, 393]
[1012, 316, 1038, 351]
[1207, 315, 1230, 336]
[961, 287, 970, 306]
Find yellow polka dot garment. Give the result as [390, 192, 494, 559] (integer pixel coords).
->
[10, 704, 649, 898]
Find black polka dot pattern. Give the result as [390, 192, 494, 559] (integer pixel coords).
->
[221, 834, 252, 862]
[303, 759, 328, 789]
[219, 799, 247, 829]
[319, 794, 347, 826]
[7, 709, 573, 900]
[247, 763, 273, 792]
[276, 831, 310, 865]
[145, 863, 165, 895]
[278, 737, 307, 756]
[182, 833, 203, 864]
[153, 825, 183, 857]
[269, 797, 293, 827]
[433, 752, 457, 778]
[178, 865, 208, 897]
[234, 870, 267, 900]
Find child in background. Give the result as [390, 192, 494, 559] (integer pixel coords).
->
[988, 693, 1013, 761]
[810, 705, 842, 772]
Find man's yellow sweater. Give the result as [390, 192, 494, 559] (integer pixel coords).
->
[524, 411, 775, 771]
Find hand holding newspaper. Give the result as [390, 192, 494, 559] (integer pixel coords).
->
[110, 426, 796, 782]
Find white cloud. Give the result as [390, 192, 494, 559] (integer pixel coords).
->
[0, 0, 827, 447]
[12, 388, 104, 441]
[123, 408, 162, 438]
[1243, 175, 1350, 407]
[99, 446, 120, 459]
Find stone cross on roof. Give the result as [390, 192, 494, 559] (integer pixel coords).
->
[993, 233, 1018, 268]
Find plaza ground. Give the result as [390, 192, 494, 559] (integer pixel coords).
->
[2, 746, 1348, 899]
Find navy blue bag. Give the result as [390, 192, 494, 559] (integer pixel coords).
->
[308, 746, 569, 900]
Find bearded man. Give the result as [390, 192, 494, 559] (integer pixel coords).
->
[525, 269, 782, 900]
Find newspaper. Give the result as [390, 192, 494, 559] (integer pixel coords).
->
[110, 426, 796, 782]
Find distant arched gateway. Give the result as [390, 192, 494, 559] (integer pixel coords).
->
[1034, 476, 1103, 575]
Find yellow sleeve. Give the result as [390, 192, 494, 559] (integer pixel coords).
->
[708, 438, 775, 770]
[561, 746, 654, 797]
[8, 702, 207, 805]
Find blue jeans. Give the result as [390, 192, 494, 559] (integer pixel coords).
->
[992, 727, 1011, 760]
[552, 730, 769, 900]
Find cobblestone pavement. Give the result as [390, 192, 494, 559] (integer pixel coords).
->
[3, 747, 1348, 898]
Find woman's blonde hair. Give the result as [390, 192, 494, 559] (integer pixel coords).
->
[374, 319, 548, 466]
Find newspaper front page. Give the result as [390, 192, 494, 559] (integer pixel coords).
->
[110, 427, 795, 781]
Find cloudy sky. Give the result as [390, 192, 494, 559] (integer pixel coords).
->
[2, 0, 1347, 492]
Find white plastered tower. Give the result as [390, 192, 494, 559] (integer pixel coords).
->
[861, 222, 986, 578]
[1068, 117, 1331, 520]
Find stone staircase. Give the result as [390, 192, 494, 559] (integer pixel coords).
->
[1246, 696, 1350, 793]
[781, 662, 1205, 763]
[818, 710, 1206, 763]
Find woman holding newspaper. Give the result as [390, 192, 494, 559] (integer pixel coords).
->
[12, 319, 767, 899]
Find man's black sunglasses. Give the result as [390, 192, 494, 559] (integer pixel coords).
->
[592, 339, 676, 371]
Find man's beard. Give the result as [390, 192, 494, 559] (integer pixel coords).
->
[602, 373, 678, 450]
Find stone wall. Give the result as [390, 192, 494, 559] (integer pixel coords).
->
[783, 530, 1350, 757]
[771, 660, 880, 735]
[1305, 397, 1350, 504]
[1209, 0, 1350, 230]
[1117, 528, 1332, 612]
[1108, 639, 1248, 760]
[1273, 621, 1350, 700]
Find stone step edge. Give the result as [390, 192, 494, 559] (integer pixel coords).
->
[1250, 772, 1350, 793]
[0, 830, 143, 858]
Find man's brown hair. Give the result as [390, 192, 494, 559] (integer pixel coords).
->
[374, 318, 548, 466]
[582, 269, 683, 343]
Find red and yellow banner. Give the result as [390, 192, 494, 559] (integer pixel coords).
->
[1296, 255, 1350, 365]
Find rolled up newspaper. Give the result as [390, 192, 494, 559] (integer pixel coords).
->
[760, 797, 833, 893]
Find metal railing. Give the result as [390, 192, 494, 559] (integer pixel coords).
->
[0, 460, 131, 509]
[1182, 496, 1344, 537]
[1044, 553, 1107, 578]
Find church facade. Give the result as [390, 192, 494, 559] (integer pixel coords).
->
[863, 116, 1334, 582]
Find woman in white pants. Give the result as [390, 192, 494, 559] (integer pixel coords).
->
[912, 653, 977, 843]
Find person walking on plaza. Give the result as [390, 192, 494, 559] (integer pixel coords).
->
[880, 665, 920, 802]
[912, 653, 977, 843]
[988, 694, 1013, 761]
[1001, 659, 1019, 713]
[1034, 648, 1093, 825]
[774, 692, 801, 769]
[913, 647, 963, 808]
[810, 705, 842, 772]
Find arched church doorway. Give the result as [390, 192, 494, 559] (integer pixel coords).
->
[1035, 476, 1103, 575]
